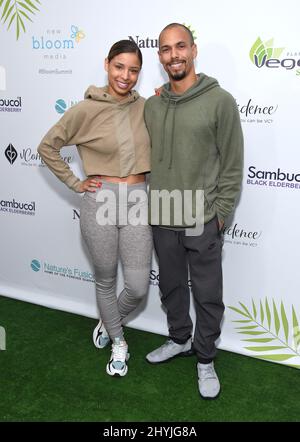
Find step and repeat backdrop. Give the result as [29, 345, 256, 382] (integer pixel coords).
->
[1, 0, 299, 368]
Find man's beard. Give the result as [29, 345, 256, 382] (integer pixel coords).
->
[169, 70, 187, 81]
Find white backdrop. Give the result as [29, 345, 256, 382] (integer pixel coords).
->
[1, 0, 300, 368]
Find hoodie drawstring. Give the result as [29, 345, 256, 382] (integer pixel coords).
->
[159, 97, 171, 163]
[168, 101, 177, 169]
[159, 98, 177, 170]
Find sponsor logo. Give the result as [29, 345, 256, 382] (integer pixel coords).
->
[55, 98, 79, 114]
[0, 198, 36, 216]
[5, 143, 18, 165]
[0, 65, 6, 91]
[128, 23, 196, 49]
[34, 25, 85, 74]
[0, 97, 22, 112]
[4, 143, 73, 168]
[30, 258, 95, 283]
[250, 37, 300, 76]
[31, 259, 41, 272]
[224, 223, 262, 248]
[247, 166, 300, 190]
[236, 98, 278, 124]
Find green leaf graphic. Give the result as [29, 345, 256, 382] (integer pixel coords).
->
[281, 301, 289, 344]
[229, 298, 300, 368]
[260, 300, 264, 325]
[0, 0, 42, 40]
[273, 300, 280, 335]
[245, 346, 286, 352]
[252, 299, 257, 319]
[265, 298, 271, 329]
[249, 37, 263, 63]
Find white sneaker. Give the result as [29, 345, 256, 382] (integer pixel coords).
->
[93, 320, 110, 349]
[106, 338, 129, 377]
[197, 362, 220, 399]
[146, 338, 193, 364]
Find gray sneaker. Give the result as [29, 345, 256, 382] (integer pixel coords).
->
[197, 362, 220, 399]
[146, 338, 193, 364]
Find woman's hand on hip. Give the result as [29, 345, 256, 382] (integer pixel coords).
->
[78, 177, 102, 193]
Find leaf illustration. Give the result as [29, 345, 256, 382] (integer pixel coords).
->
[245, 346, 286, 352]
[228, 306, 250, 319]
[265, 298, 271, 329]
[260, 300, 264, 325]
[254, 354, 295, 362]
[0, 0, 42, 40]
[292, 306, 300, 350]
[249, 37, 263, 63]
[273, 300, 280, 335]
[281, 301, 289, 344]
[1, 0, 11, 20]
[229, 298, 300, 369]
[252, 299, 257, 319]
[242, 338, 275, 343]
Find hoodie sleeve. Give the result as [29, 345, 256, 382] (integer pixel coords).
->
[215, 92, 244, 223]
[37, 103, 86, 193]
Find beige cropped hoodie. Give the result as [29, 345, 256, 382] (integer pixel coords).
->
[37, 85, 151, 192]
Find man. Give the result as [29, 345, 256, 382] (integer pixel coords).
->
[144, 23, 243, 399]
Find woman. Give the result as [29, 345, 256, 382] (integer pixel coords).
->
[37, 40, 152, 377]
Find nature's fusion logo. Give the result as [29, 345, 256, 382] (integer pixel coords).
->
[55, 98, 79, 114]
[250, 37, 300, 76]
[128, 23, 196, 49]
[30, 258, 95, 283]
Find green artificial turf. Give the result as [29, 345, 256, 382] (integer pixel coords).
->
[0, 295, 299, 422]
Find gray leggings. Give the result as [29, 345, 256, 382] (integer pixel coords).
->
[80, 181, 152, 340]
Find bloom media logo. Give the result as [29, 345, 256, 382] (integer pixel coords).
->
[250, 37, 300, 76]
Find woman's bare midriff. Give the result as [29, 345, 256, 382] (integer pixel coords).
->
[90, 173, 146, 184]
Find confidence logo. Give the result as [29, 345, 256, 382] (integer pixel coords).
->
[5, 143, 18, 165]
[0, 0, 42, 40]
[55, 99, 67, 114]
[250, 37, 300, 75]
[31, 259, 41, 272]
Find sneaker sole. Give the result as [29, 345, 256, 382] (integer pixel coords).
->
[93, 326, 110, 349]
[105, 353, 130, 377]
[146, 348, 195, 365]
[199, 388, 221, 400]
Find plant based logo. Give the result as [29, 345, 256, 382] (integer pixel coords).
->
[0, 0, 42, 40]
[236, 98, 278, 124]
[5, 143, 18, 164]
[247, 166, 300, 190]
[31, 258, 95, 283]
[0, 96, 22, 112]
[0, 198, 36, 215]
[229, 298, 300, 368]
[55, 98, 79, 114]
[183, 23, 197, 41]
[250, 37, 300, 76]
[224, 223, 262, 248]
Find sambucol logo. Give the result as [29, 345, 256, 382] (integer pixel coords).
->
[250, 37, 300, 75]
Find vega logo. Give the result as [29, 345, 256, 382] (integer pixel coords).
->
[250, 37, 300, 75]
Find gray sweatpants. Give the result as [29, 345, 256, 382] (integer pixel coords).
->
[80, 181, 153, 340]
